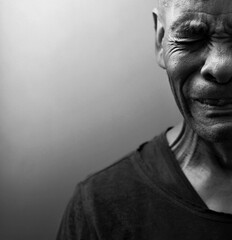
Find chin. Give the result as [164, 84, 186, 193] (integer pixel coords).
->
[191, 121, 232, 143]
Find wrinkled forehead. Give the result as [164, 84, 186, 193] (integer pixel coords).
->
[167, 0, 232, 14]
[159, 0, 232, 18]
[162, 0, 232, 31]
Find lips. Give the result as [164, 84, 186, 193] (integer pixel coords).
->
[193, 98, 232, 107]
[191, 98, 232, 119]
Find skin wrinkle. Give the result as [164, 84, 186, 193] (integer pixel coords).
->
[174, 127, 198, 169]
[157, 0, 232, 213]
[171, 15, 232, 38]
[158, 1, 232, 16]
[170, 15, 208, 33]
[180, 10, 232, 16]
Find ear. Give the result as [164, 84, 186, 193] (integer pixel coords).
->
[153, 8, 166, 69]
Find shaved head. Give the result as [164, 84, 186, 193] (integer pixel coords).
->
[158, 0, 170, 8]
[157, 0, 171, 11]
[154, 0, 171, 22]
[155, 0, 213, 23]
[157, 0, 211, 10]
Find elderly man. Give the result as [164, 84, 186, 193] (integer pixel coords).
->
[57, 0, 232, 239]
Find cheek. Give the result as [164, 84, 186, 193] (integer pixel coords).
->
[164, 54, 189, 102]
[163, 39, 206, 80]
[165, 52, 199, 81]
[163, 49, 205, 116]
[182, 72, 209, 99]
[164, 50, 204, 96]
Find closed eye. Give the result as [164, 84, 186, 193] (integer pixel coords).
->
[174, 38, 204, 45]
[172, 37, 209, 52]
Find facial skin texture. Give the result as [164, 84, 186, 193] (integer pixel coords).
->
[154, 0, 232, 213]
[155, 0, 232, 142]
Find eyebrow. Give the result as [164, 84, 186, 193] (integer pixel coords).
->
[170, 15, 209, 37]
[171, 14, 208, 31]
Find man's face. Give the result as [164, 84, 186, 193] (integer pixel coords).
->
[159, 0, 232, 142]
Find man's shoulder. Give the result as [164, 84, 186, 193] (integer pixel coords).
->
[77, 133, 166, 202]
[57, 151, 144, 240]
[79, 150, 144, 200]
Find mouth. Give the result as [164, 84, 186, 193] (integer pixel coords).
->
[191, 98, 232, 118]
[193, 98, 232, 107]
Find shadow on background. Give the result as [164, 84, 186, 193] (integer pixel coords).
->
[0, 0, 181, 239]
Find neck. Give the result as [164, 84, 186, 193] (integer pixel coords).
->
[167, 121, 232, 171]
[167, 121, 232, 213]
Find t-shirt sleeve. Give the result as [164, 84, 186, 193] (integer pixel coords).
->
[56, 183, 97, 240]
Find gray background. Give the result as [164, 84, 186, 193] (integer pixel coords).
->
[1, 0, 181, 239]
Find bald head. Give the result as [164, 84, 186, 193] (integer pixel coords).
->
[157, 0, 171, 11]
[154, 0, 171, 22]
[158, 0, 170, 8]
[157, 0, 211, 10]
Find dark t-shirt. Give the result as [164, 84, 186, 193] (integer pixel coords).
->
[57, 131, 232, 240]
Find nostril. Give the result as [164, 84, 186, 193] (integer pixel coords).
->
[202, 72, 216, 82]
[202, 71, 232, 84]
[201, 61, 232, 84]
[201, 55, 232, 84]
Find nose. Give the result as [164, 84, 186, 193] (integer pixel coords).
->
[200, 45, 232, 84]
